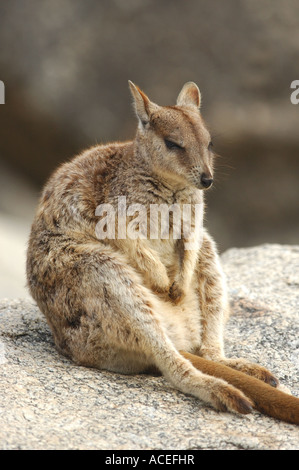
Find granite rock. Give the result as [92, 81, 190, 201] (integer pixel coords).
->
[0, 244, 298, 450]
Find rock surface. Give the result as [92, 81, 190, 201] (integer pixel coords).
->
[0, 244, 298, 450]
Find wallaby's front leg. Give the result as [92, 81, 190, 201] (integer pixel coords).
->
[169, 221, 202, 304]
[196, 232, 279, 387]
[169, 245, 198, 304]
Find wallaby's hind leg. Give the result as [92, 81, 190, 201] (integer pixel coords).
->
[46, 245, 253, 415]
[196, 232, 279, 387]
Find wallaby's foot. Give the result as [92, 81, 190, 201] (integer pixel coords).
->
[176, 360, 253, 415]
[168, 281, 185, 304]
[206, 378, 253, 414]
[220, 358, 279, 388]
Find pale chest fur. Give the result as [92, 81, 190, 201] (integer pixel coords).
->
[155, 282, 202, 352]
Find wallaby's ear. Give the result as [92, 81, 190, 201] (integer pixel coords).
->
[128, 81, 157, 126]
[176, 82, 201, 109]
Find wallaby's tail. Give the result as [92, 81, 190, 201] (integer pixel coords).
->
[180, 351, 299, 425]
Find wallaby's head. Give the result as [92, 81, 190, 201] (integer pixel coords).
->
[129, 81, 214, 190]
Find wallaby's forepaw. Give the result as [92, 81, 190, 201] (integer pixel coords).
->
[150, 270, 170, 294]
[209, 380, 253, 415]
[222, 358, 279, 388]
[169, 281, 185, 304]
[152, 281, 170, 294]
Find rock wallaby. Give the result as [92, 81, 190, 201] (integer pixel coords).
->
[27, 81, 299, 424]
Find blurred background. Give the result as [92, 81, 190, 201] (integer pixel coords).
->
[0, 0, 298, 298]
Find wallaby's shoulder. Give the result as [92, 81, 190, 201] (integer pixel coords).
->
[40, 141, 131, 204]
[32, 140, 132, 237]
[44, 141, 133, 196]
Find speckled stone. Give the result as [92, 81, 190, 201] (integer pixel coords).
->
[0, 244, 298, 450]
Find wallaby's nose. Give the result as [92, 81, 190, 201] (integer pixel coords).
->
[201, 173, 213, 188]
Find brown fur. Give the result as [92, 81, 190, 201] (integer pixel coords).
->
[26, 81, 298, 423]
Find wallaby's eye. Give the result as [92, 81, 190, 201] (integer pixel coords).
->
[208, 141, 213, 151]
[164, 139, 183, 151]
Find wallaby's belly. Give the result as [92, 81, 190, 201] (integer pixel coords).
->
[154, 283, 202, 352]
[127, 238, 202, 351]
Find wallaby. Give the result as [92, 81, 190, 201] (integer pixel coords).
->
[26, 81, 299, 424]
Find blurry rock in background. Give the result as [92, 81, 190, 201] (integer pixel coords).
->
[0, 161, 37, 297]
[0, 0, 298, 298]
